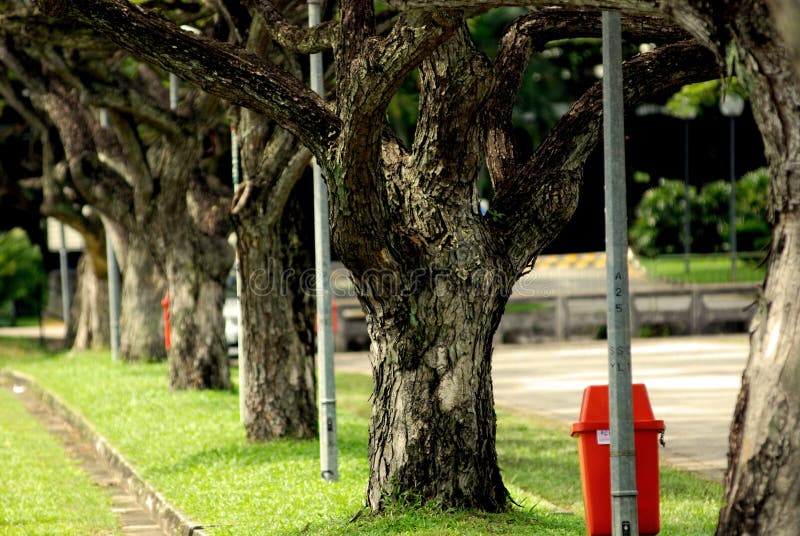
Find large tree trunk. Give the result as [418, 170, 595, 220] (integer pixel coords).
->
[120, 233, 166, 362]
[234, 177, 317, 440]
[363, 271, 510, 511]
[66, 252, 109, 351]
[719, 214, 800, 533]
[165, 257, 231, 390]
[663, 1, 800, 532]
[231, 106, 318, 440]
[148, 131, 234, 390]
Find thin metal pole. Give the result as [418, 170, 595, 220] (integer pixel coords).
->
[169, 73, 179, 111]
[602, 11, 639, 536]
[728, 117, 737, 281]
[231, 125, 247, 423]
[100, 108, 121, 361]
[59, 223, 71, 329]
[106, 235, 121, 361]
[308, 0, 338, 482]
[683, 119, 691, 276]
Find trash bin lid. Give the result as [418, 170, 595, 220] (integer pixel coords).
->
[570, 419, 665, 435]
[570, 384, 665, 436]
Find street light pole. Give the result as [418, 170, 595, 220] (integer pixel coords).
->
[59, 223, 71, 330]
[231, 124, 248, 422]
[720, 92, 745, 281]
[602, 11, 639, 536]
[100, 107, 121, 361]
[308, 0, 338, 482]
[683, 118, 691, 276]
[169, 73, 179, 111]
[169, 26, 200, 112]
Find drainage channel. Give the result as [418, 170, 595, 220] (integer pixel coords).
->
[5, 381, 165, 536]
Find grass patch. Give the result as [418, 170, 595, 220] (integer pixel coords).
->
[0, 386, 120, 535]
[504, 301, 554, 313]
[639, 253, 765, 284]
[0, 339, 722, 534]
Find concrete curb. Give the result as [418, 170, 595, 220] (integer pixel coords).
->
[2, 370, 209, 536]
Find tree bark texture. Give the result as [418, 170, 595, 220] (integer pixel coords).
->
[154, 129, 233, 390]
[363, 268, 511, 511]
[119, 233, 166, 362]
[233, 175, 317, 441]
[720, 214, 800, 534]
[717, 17, 800, 536]
[66, 252, 110, 351]
[329, 23, 515, 510]
[165, 259, 230, 390]
[662, 1, 800, 532]
[228, 11, 320, 441]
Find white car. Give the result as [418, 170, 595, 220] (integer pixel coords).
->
[223, 274, 240, 356]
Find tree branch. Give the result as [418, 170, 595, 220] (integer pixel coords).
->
[385, 0, 659, 14]
[329, 11, 457, 272]
[249, 0, 336, 53]
[41, 79, 138, 232]
[83, 84, 181, 135]
[485, 9, 692, 186]
[492, 40, 719, 270]
[338, 0, 376, 76]
[37, 0, 340, 158]
[407, 23, 491, 198]
[0, 72, 47, 135]
[0, 11, 113, 50]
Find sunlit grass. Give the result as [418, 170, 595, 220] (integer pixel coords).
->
[0, 387, 121, 535]
[639, 253, 765, 284]
[1, 339, 722, 534]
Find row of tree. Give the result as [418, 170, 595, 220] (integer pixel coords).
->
[2, 0, 799, 532]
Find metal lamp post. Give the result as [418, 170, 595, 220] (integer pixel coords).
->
[58, 223, 71, 330]
[683, 119, 690, 275]
[308, 0, 338, 482]
[230, 125, 248, 422]
[100, 107, 122, 361]
[682, 111, 696, 276]
[602, 12, 638, 535]
[719, 92, 745, 281]
[170, 25, 201, 111]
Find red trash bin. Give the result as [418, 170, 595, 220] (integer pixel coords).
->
[570, 384, 665, 535]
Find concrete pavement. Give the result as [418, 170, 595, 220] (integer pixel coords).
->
[335, 334, 748, 481]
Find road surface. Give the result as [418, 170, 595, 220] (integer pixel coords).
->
[336, 334, 748, 480]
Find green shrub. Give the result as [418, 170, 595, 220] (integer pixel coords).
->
[630, 168, 770, 256]
[0, 228, 46, 324]
[735, 168, 771, 251]
[630, 179, 696, 256]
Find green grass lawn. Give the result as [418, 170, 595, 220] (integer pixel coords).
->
[0, 383, 121, 534]
[0, 338, 723, 535]
[639, 253, 765, 284]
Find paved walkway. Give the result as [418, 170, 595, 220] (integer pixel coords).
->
[336, 334, 748, 480]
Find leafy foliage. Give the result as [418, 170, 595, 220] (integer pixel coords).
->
[0, 228, 46, 321]
[630, 179, 696, 255]
[630, 168, 770, 256]
[666, 77, 747, 119]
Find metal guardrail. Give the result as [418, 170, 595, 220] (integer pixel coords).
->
[331, 282, 759, 350]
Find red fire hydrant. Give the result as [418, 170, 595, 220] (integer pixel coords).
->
[160, 291, 171, 350]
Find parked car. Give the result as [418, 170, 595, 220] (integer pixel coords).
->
[224, 273, 239, 356]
